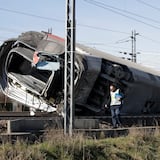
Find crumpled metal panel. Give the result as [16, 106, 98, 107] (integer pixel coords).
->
[0, 31, 160, 116]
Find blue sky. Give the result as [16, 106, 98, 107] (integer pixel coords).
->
[1, 0, 160, 70]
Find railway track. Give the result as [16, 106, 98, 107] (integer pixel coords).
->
[0, 111, 58, 119]
[77, 114, 160, 127]
[1, 111, 160, 127]
[0, 111, 160, 126]
[0, 111, 160, 143]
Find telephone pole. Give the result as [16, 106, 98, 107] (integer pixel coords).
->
[64, 0, 76, 136]
[131, 30, 139, 63]
[119, 30, 139, 62]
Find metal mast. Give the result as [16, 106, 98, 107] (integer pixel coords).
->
[131, 30, 139, 63]
[131, 31, 134, 62]
[133, 30, 139, 63]
[64, 0, 75, 136]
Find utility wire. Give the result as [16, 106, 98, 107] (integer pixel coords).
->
[77, 23, 130, 35]
[0, 7, 64, 23]
[2, 5, 160, 37]
[1, 5, 160, 34]
[85, 0, 160, 25]
[0, 7, 131, 35]
[84, 0, 160, 30]
[136, 0, 160, 12]
[115, 36, 131, 44]
[79, 40, 160, 55]
[1, 4, 160, 53]
[139, 34, 160, 44]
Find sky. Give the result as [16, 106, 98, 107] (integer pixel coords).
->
[0, 0, 160, 70]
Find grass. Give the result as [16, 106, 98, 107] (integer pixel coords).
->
[1, 128, 160, 159]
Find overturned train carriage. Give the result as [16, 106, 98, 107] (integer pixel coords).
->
[0, 31, 160, 116]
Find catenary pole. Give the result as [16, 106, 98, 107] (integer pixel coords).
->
[133, 30, 139, 63]
[131, 31, 134, 62]
[64, 0, 75, 136]
[131, 30, 139, 63]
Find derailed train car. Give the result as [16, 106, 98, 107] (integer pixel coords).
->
[0, 31, 160, 116]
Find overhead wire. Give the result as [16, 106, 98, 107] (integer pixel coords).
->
[0, 7, 131, 36]
[84, 0, 160, 25]
[0, 3, 159, 35]
[0, 7, 64, 23]
[136, 0, 160, 12]
[84, 0, 160, 30]
[115, 36, 131, 44]
[1, 4, 160, 40]
[83, 0, 160, 56]
[0, 3, 160, 55]
[139, 34, 160, 44]
[78, 37, 160, 55]
[77, 23, 130, 35]
[81, 0, 160, 59]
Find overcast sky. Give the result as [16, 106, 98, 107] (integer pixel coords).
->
[0, 0, 160, 70]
